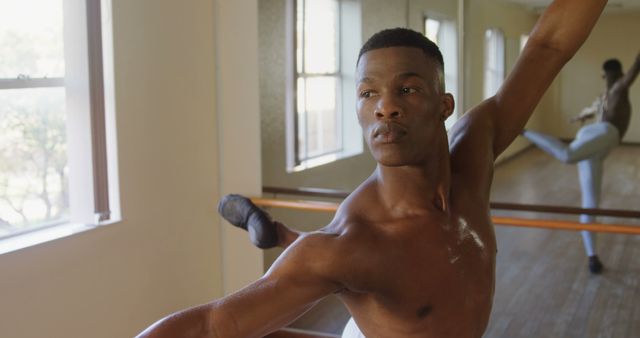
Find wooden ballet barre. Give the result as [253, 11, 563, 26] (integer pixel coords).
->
[252, 198, 339, 213]
[263, 185, 350, 199]
[250, 197, 640, 235]
[489, 202, 640, 218]
[262, 186, 640, 218]
[491, 216, 640, 235]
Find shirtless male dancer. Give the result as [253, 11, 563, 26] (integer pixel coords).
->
[523, 52, 640, 274]
[137, 1, 607, 337]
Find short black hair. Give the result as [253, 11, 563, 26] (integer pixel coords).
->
[357, 28, 445, 91]
[603, 58, 622, 73]
[358, 28, 444, 70]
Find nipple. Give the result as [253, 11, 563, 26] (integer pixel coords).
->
[416, 305, 433, 318]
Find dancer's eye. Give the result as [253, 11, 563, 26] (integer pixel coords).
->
[401, 87, 417, 95]
[360, 90, 377, 98]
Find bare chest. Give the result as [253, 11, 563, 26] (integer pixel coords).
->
[603, 91, 631, 136]
[339, 215, 496, 336]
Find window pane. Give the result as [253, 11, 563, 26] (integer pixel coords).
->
[303, 0, 339, 74]
[299, 76, 340, 159]
[425, 18, 440, 45]
[484, 28, 504, 99]
[0, 87, 69, 237]
[0, 0, 64, 78]
[296, 0, 304, 73]
[296, 77, 307, 161]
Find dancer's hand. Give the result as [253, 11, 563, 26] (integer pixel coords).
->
[570, 114, 592, 124]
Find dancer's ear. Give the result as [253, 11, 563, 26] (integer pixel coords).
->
[440, 93, 454, 121]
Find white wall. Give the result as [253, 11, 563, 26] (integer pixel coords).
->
[214, 0, 264, 295]
[0, 0, 263, 336]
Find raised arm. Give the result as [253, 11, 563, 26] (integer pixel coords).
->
[453, 0, 607, 159]
[490, 0, 607, 155]
[136, 233, 344, 338]
[620, 51, 640, 89]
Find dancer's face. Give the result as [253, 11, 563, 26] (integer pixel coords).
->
[602, 70, 622, 87]
[356, 47, 454, 166]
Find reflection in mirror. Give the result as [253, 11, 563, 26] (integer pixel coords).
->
[489, 0, 640, 215]
[257, 0, 640, 335]
[259, 2, 640, 205]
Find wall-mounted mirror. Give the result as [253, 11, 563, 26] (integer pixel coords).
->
[257, 0, 640, 335]
[258, 0, 640, 221]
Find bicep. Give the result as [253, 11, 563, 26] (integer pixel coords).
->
[449, 105, 495, 198]
[206, 275, 332, 338]
[211, 233, 344, 337]
[139, 234, 343, 338]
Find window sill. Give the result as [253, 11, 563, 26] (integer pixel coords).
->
[290, 148, 362, 173]
[0, 220, 119, 255]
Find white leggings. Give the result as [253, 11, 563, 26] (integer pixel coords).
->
[523, 122, 620, 256]
[342, 318, 366, 338]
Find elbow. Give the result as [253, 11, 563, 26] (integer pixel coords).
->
[135, 306, 228, 338]
[543, 41, 571, 61]
[204, 307, 242, 338]
[201, 312, 220, 338]
[527, 37, 573, 64]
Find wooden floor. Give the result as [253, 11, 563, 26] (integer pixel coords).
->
[287, 145, 640, 337]
[487, 145, 640, 338]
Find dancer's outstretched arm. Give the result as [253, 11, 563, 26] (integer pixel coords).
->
[137, 232, 345, 338]
[570, 96, 601, 124]
[620, 51, 640, 89]
[274, 220, 301, 248]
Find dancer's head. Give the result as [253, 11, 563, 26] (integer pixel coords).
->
[602, 58, 623, 85]
[356, 28, 454, 167]
[603, 58, 622, 74]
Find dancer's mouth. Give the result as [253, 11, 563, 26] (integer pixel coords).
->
[373, 122, 407, 144]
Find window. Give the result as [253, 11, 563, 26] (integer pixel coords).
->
[483, 28, 505, 99]
[424, 15, 459, 130]
[0, 0, 67, 236]
[520, 34, 529, 52]
[287, 0, 362, 171]
[0, 0, 118, 252]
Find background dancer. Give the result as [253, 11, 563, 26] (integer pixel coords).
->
[523, 53, 640, 274]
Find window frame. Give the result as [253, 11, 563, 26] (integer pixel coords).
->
[285, 0, 362, 172]
[0, 0, 118, 252]
[294, 0, 343, 165]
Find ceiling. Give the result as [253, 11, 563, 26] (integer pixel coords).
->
[505, 0, 640, 13]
